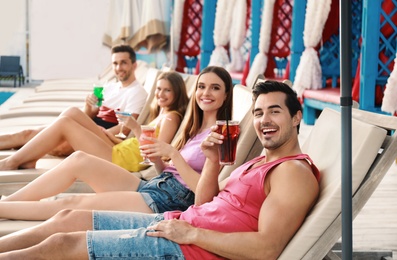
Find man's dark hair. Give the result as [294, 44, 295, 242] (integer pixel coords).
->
[111, 45, 136, 63]
[252, 80, 302, 133]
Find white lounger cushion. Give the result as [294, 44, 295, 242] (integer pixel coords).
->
[0, 107, 69, 119]
[7, 101, 84, 110]
[278, 108, 387, 259]
[22, 94, 86, 103]
[0, 116, 58, 127]
[34, 83, 95, 92]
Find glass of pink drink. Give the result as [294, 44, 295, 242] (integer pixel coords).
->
[139, 125, 156, 165]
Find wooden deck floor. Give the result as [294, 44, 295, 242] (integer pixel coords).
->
[353, 161, 397, 259]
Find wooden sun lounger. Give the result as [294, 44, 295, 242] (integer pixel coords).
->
[278, 108, 397, 259]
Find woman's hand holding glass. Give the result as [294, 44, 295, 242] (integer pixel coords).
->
[115, 111, 131, 139]
[200, 124, 224, 164]
[139, 134, 177, 165]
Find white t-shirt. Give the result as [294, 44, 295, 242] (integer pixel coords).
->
[102, 80, 148, 115]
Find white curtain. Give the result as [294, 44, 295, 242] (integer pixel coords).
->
[209, 0, 248, 71]
[170, 0, 185, 68]
[225, 0, 247, 72]
[245, 0, 276, 88]
[209, 0, 235, 67]
[382, 53, 397, 114]
[292, 0, 332, 97]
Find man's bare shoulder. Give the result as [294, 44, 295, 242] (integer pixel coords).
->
[267, 159, 319, 198]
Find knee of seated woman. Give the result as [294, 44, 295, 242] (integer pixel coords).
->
[60, 106, 82, 117]
[53, 207, 90, 222]
[67, 150, 92, 163]
[57, 115, 78, 126]
[53, 208, 77, 221]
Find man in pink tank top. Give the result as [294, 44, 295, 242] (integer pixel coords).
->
[0, 81, 320, 260]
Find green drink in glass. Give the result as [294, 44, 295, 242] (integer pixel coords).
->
[93, 84, 104, 107]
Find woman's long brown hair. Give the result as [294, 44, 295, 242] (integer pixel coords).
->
[173, 66, 233, 151]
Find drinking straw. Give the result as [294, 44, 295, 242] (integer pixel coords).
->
[226, 111, 232, 161]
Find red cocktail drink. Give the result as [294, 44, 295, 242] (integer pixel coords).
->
[216, 120, 239, 165]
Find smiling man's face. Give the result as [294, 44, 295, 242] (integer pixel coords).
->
[112, 52, 135, 83]
[253, 92, 298, 150]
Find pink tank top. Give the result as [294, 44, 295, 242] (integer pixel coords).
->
[165, 154, 320, 260]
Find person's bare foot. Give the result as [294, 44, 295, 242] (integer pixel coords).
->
[0, 158, 18, 171]
[18, 160, 37, 170]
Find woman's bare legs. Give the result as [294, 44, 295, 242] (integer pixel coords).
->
[0, 191, 152, 220]
[0, 128, 43, 150]
[0, 209, 92, 257]
[0, 108, 114, 170]
[46, 140, 75, 157]
[4, 152, 141, 200]
[0, 152, 151, 220]
[0, 128, 74, 158]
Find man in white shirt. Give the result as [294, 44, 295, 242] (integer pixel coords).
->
[0, 45, 148, 154]
[84, 45, 148, 129]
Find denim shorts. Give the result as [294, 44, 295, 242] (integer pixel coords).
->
[87, 211, 185, 259]
[137, 172, 195, 213]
